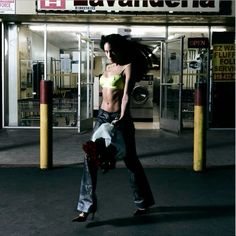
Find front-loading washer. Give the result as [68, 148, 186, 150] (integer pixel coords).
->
[130, 75, 154, 121]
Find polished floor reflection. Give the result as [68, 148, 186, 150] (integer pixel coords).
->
[134, 105, 160, 130]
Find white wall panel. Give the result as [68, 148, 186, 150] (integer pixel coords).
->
[8, 25, 18, 126]
[16, 0, 35, 14]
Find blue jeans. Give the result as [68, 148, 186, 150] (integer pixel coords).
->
[76, 109, 155, 213]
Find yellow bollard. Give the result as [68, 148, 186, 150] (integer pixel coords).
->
[193, 83, 206, 172]
[40, 80, 53, 169]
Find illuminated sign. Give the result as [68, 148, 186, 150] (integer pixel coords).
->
[0, 0, 15, 14]
[188, 38, 209, 48]
[37, 0, 220, 13]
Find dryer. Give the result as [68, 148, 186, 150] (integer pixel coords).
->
[130, 75, 154, 121]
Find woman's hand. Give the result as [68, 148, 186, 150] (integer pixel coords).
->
[111, 117, 122, 127]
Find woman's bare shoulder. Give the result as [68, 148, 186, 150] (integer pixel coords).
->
[121, 63, 131, 72]
[123, 63, 131, 68]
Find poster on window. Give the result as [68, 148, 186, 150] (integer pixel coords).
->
[212, 44, 235, 81]
[212, 32, 235, 81]
[0, 0, 15, 14]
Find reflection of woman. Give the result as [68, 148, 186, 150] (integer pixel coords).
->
[72, 34, 155, 222]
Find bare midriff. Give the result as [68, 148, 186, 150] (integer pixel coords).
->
[100, 87, 122, 113]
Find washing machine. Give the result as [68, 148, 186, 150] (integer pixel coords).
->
[130, 75, 154, 121]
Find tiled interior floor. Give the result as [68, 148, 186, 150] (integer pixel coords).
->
[134, 105, 160, 130]
[134, 121, 160, 129]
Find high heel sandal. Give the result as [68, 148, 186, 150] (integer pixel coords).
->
[72, 211, 95, 222]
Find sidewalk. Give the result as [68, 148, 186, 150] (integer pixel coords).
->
[0, 166, 234, 236]
[0, 128, 234, 236]
[0, 128, 235, 168]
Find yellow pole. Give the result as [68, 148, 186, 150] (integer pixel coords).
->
[40, 80, 53, 169]
[193, 83, 206, 172]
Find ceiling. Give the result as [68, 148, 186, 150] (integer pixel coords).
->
[30, 25, 165, 53]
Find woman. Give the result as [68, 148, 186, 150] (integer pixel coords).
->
[72, 34, 155, 222]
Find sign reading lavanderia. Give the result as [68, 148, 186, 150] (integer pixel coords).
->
[36, 0, 220, 12]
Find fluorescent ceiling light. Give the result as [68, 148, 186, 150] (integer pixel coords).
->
[131, 26, 166, 36]
[210, 27, 227, 32]
[29, 25, 88, 32]
[169, 26, 226, 33]
[29, 24, 166, 37]
[29, 25, 226, 36]
[88, 25, 118, 35]
[4, 39, 8, 56]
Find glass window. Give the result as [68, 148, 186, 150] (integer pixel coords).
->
[5, 23, 79, 127]
[168, 26, 210, 128]
[3, 23, 167, 128]
[4, 24, 45, 127]
[4, 23, 96, 128]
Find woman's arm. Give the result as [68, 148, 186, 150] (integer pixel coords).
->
[119, 63, 133, 120]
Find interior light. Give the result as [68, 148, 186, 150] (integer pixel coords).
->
[168, 35, 174, 40]
[89, 25, 118, 36]
[28, 25, 226, 39]
[152, 46, 160, 54]
[131, 26, 166, 36]
[29, 25, 88, 32]
[210, 27, 227, 32]
[4, 39, 8, 56]
[29, 24, 166, 36]
[169, 26, 226, 33]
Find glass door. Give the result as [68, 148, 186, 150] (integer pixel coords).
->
[160, 37, 184, 134]
[77, 34, 94, 133]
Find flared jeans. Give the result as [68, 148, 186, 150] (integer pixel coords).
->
[76, 109, 155, 213]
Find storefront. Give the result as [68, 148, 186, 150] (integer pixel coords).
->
[0, 0, 235, 132]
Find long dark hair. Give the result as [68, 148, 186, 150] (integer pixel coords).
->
[100, 34, 155, 82]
